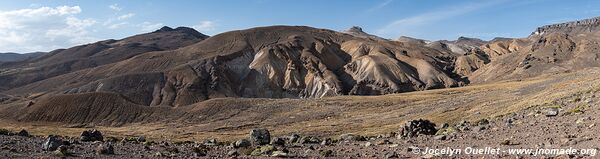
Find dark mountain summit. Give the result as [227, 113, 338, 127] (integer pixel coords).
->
[0, 52, 46, 62]
[0, 26, 208, 91]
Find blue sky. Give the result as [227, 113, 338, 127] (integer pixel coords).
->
[1, 0, 600, 52]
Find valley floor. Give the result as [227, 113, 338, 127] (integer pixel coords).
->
[1, 68, 600, 158]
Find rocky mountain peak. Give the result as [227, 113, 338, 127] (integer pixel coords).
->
[156, 26, 175, 32]
[153, 26, 208, 39]
[346, 26, 365, 34]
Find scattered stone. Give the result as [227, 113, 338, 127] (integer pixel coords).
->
[192, 145, 208, 156]
[456, 120, 471, 131]
[545, 108, 559, 117]
[270, 137, 286, 146]
[500, 139, 510, 145]
[319, 149, 334, 157]
[339, 133, 365, 141]
[376, 139, 392, 145]
[476, 119, 490, 126]
[227, 150, 239, 157]
[203, 139, 217, 146]
[234, 138, 251, 148]
[434, 135, 447, 140]
[440, 123, 449, 129]
[364, 142, 372, 147]
[250, 128, 271, 145]
[500, 139, 520, 145]
[407, 146, 420, 152]
[80, 129, 103, 142]
[321, 138, 333, 146]
[400, 119, 437, 137]
[144, 145, 152, 151]
[288, 134, 301, 143]
[96, 143, 115, 155]
[505, 118, 514, 126]
[299, 136, 321, 144]
[54, 145, 69, 157]
[383, 151, 398, 158]
[16, 129, 29, 137]
[42, 135, 63, 151]
[271, 150, 289, 157]
[576, 118, 585, 124]
[136, 136, 146, 142]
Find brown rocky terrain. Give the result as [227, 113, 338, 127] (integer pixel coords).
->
[1, 16, 600, 158]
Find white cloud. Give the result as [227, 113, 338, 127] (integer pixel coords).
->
[365, 0, 393, 13]
[0, 6, 97, 52]
[193, 21, 217, 32]
[108, 22, 128, 29]
[140, 22, 164, 32]
[376, 0, 508, 37]
[117, 13, 134, 20]
[109, 4, 122, 11]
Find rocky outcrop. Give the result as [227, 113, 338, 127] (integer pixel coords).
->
[532, 16, 600, 36]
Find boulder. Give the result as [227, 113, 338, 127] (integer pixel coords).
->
[54, 145, 69, 157]
[270, 137, 286, 146]
[250, 128, 271, 145]
[80, 129, 103, 142]
[234, 139, 251, 148]
[16, 129, 29, 137]
[400, 119, 437, 138]
[42, 135, 63, 151]
[96, 143, 115, 155]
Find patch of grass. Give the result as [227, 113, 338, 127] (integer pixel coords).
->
[545, 104, 562, 109]
[565, 104, 586, 115]
[435, 127, 457, 136]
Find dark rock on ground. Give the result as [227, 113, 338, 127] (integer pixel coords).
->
[400, 119, 437, 137]
[288, 134, 301, 143]
[299, 136, 321, 144]
[250, 128, 271, 145]
[54, 145, 69, 157]
[80, 129, 103, 142]
[270, 137, 286, 146]
[96, 143, 115, 155]
[234, 138, 251, 148]
[16, 129, 29, 137]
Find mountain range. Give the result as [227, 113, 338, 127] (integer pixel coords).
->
[1, 16, 600, 126]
